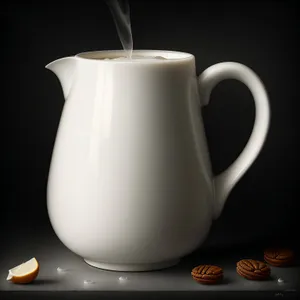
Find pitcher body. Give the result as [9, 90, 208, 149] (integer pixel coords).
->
[47, 51, 214, 270]
[46, 50, 270, 271]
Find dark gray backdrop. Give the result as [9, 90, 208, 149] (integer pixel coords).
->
[1, 0, 298, 251]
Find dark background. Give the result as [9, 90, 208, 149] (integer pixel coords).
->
[1, 0, 299, 251]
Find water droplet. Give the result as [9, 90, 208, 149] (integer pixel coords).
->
[84, 279, 95, 285]
[118, 276, 128, 282]
[277, 278, 285, 284]
[57, 267, 68, 273]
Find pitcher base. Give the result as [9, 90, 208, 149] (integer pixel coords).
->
[84, 258, 180, 272]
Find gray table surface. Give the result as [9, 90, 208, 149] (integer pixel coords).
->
[1, 228, 299, 298]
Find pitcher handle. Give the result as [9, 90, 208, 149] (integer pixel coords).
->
[198, 62, 270, 219]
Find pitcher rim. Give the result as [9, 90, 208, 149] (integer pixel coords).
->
[75, 49, 195, 64]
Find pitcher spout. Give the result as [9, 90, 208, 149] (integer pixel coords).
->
[46, 57, 77, 99]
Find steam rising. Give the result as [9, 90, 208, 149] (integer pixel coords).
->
[105, 0, 133, 59]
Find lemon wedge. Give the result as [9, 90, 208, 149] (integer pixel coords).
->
[7, 258, 39, 284]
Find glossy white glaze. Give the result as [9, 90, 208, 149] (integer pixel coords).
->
[46, 50, 270, 271]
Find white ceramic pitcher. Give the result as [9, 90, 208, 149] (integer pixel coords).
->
[46, 50, 270, 271]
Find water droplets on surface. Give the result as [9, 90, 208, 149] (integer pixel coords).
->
[118, 276, 128, 282]
[277, 277, 285, 284]
[57, 267, 69, 273]
[84, 279, 95, 285]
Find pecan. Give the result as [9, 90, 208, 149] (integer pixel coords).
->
[191, 265, 223, 284]
[264, 248, 295, 267]
[236, 259, 270, 280]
